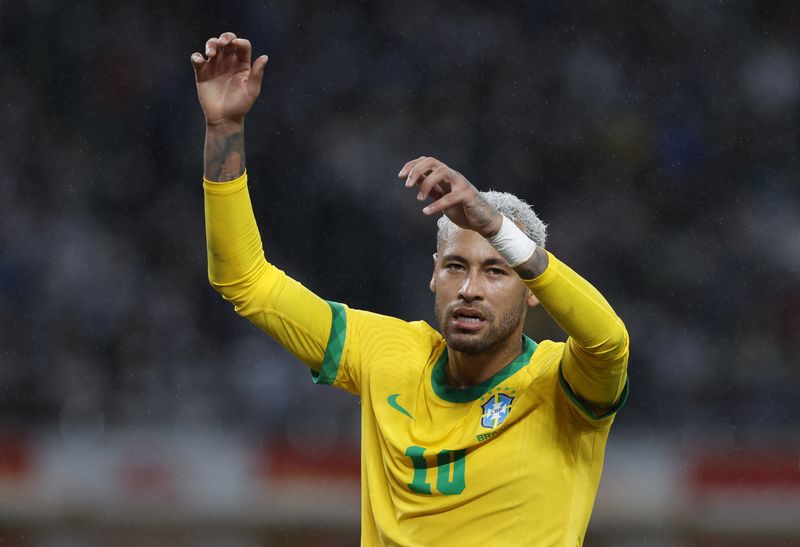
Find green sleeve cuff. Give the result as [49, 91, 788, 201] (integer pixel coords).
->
[310, 301, 347, 385]
[558, 363, 629, 421]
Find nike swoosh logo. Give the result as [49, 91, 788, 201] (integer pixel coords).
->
[388, 394, 413, 420]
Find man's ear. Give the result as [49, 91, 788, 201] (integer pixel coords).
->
[526, 289, 539, 308]
[430, 253, 438, 294]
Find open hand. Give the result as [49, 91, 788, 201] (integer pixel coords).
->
[190, 32, 268, 127]
[398, 157, 503, 238]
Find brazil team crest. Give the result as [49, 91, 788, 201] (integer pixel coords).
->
[480, 393, 514, 429]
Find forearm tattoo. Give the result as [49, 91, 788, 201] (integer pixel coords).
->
[514, 246, 550, 280]
[472, 194, 501, 234]
[204, 129, 245, 181]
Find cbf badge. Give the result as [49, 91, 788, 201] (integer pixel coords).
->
[481, 393, 514, 429]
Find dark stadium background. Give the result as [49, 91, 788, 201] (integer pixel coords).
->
[1, 1, 798, 545]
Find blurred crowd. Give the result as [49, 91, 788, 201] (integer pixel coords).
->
[1, 0, 798, 448]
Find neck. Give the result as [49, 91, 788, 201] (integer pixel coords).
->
[445, 329, 526, 388]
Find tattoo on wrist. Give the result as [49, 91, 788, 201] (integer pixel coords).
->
[514, 247, 549, 279]
[205, 129, 245, 181]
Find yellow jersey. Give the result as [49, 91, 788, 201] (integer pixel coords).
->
[204, 172, 629, 546]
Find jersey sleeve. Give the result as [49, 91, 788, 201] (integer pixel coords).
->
[203, 171, 430, 396]
[309, 305, 439, 395]
[204, 172, 348, 385]
[523, 251, 629, 424]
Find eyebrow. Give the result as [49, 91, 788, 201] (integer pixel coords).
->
[441, 254, 509, 268]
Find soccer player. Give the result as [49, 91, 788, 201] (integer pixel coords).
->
[192, 32, 629, 546]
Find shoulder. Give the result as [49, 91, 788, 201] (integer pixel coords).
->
[345, 306, 442, 354]
[522, 339, 565, 408]
[527, 339, 565, 378]
[346, 309, 444, 391]
[525, 338, 622, 430]
[517, 339, 563, 408]
[348, 307, 440, 337]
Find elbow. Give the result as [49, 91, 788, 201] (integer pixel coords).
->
[207, 275, 231, 298]
[208, 275, 245, 313]
[207, 265, 231, 298]
[578, 316, 629, 363]
[208, 276, 259, 318]
[602, 317, 629, 361]
[207, 260, 275, 317]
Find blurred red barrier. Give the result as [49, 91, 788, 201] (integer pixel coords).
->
[0, 433, 30, 478]
[690, 448, 800, 490]
[258, 435, 360, 481]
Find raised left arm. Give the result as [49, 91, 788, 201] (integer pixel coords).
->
[399, 156, 628, 413]
[522, 252, 629, 414]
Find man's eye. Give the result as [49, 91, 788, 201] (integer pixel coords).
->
[487, 268, 507, 275]
[446, 263, 464, 271]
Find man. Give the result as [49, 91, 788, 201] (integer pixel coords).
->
[192, 32, 629, 546]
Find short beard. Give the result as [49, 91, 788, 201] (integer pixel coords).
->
[435, 296, 527, 356]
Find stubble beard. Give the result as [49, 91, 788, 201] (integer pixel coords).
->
[435, 297, 527, 356]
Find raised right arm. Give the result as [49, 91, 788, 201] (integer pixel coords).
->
[191, 33, 339, 377]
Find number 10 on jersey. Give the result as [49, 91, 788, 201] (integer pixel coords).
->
[405, 446, 466, 495]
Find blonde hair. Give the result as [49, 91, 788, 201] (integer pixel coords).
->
[436, 190, 547, 249]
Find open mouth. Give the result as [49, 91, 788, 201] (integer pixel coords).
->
[452, 308, 486, 331]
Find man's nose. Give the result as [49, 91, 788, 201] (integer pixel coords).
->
[458, 271, 484, 301]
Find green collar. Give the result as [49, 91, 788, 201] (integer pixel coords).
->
[431, 336, 538, 403]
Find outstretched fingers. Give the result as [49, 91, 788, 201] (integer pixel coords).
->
[217, 31, 238, 49]
[398, 156, 427, 179]
[406, 157, 441, 186]
[422, 189, 468, 216]
[194, 32, 268, 85]
[232, 37, 252, 64]
[247, 54, 269, 96]
[205, 37, 218, 57]
[190, 51, 205, 78]
[415, 166, 452, 201]
[204, 32, 238, 60]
